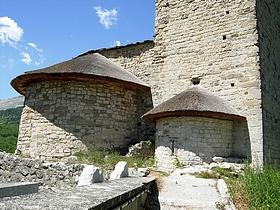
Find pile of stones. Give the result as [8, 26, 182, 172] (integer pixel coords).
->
[0, 152, 84, 191]
[176, 156, 246, 177]
[0, 151, 150, 192]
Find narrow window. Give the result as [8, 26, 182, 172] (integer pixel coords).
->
[191, 77, 200, 85]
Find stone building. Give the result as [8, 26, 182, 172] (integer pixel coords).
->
[90, 0, 280, 167]
[142, 84, 247, 169]
[12, 0, 279, 166]
[11, 53, 153, 160]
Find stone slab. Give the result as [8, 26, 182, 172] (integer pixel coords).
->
[0, 177, 155, 210]
[0, 182, 38, 198]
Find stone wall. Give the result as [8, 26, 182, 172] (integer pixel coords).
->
[95, 41, 155, 87]
[17, 80, 153, 160]
[154, 116, 235, 170]
[257, 0, 280, 165]
[100, 0, 263, 165]
[0, 152, 84, 191]
[14, 0, 280, 166]
[153, 0, 262, 165]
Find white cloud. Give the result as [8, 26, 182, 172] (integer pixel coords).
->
[94, 6, 117, 29]
[114, 40, 121, 46]
[28, 43, 44, 65]
[28, 42, 43, 52]
[0, 16, 24, 48]
[20, 52, 31, 65]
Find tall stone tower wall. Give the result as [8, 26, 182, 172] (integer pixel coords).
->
[91, 0, 280, 165]
[257, 0, 280, 164]
[103, 1, 261, 163]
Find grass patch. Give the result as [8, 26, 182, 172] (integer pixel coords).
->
[74, 149, 155, 170]
[194, 163, 280, 209]
[195, 170, 219, 179]
[227, 164, 280, 209]
[194, 167, 237, 179]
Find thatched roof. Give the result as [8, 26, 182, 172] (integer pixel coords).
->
[11, 53, 149, 95]
[142, 85, 246, 123]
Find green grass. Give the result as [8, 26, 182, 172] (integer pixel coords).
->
[194, 167, 237, 180]
[74, 149, 155, 170]
[227, 164, 280, 210]
[193, 163, 280, 209]
[240, 165, 280, 209]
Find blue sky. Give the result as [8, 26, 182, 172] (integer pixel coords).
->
[0, 0, 155, 99]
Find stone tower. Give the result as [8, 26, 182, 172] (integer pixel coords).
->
[12, 53, 153, 160]
[151, 0, 280, 166]
[11, 0, 280, 166]
[97, 0, 279, 166]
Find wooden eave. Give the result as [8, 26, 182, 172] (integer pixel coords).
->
[11, 72, 150, 96]
[141, 110, 246, 124]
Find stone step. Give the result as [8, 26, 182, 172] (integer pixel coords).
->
[0, 182, 38, 198]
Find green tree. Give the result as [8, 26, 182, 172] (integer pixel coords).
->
[0, 107, 22, 153]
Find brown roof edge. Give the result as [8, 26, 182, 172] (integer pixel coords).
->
[142, 110, 246, 124]
[11, 72, 150, 96]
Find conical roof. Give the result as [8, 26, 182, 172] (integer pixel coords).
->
[142, 85, 245, 123]
[11, 53, 149, 95]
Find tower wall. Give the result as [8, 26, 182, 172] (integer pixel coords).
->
[17, 81, 152, 160]
[76, 0, 280, 165]
[154, 0, 263, 164]
[257, 0, 280, 164]
[104, 0, 262, 164]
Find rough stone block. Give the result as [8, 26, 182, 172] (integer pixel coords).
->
[109, 161, 129, 180]
[78, 165, 103, 186]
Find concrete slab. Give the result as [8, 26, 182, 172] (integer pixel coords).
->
[0, 177, 155, 210]
[159, 172, 223, 210]
[0, 182, 38, 198]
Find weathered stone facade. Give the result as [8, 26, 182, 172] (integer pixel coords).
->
[155, 116, 234, 170]
[12, 0, 280, 166]
[95, 0, 279, 166]
[257, 0, 280, 165]
[17, 80, 152, 160]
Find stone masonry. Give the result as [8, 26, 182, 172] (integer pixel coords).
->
[93, 0, 280, 166]
[11, 0, 280, 166]
[155, 116, 234, 170]
[0, 152, 84, 191]
[257, 0, 280, 165]
[17, 80, 152, 160]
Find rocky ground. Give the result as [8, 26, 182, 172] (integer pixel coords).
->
[0, 158, 242, 209]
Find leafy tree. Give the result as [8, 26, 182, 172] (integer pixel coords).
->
[0, 107, 22, 153]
